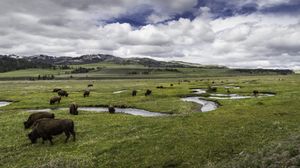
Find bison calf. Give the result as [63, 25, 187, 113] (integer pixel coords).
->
[24, 112, 55, 129]
[50, 96, 61, 105]
[28, 118, 76, 145]
[69, 103, 78, 115]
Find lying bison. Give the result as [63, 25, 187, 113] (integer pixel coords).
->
[108, 105, 115, 114]
[132, 90, 137, 96]
[58, 90, 68, 97]
[83, 90, 90, 97]
[69, 103, 78, 115]
[145, 89, 152, 96]
[24, 112, 55, 129]
[88, 84, 93, 87]
[28, 118, 76, 145]
[53, 88, 61, 92]
[50, 96, 61, 105]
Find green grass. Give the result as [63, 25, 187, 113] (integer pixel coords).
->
[0, 69, 71, 78]
[0, 75, 300, 167]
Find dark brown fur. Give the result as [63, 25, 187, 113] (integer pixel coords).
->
[50, 96, 61, 105]
[132, 90, 137, 96]
[24, 112, 55, 129]
[28, 118, 76, 145]
[83, 90, 90, 97]
[58, 90, 68, 97]
[53, 88, 61, 92]
[145, 89, 152, 96]
[108, 106, 115, 114]
[69, 103, 78, 115]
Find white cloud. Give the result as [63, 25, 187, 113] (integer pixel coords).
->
[0, 0, 299, 69]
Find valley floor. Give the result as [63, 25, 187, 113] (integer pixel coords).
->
[0, 75, 299, 167]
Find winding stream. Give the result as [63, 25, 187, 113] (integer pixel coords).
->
[0, 101, 12, 107]
[27, 107, 168, 117]
[181, 97, 219, 112]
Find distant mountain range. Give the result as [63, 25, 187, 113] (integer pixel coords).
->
[0, 54, 226, 72]
[0, 54, 295, 76]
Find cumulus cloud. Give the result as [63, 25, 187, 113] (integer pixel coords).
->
[0, 0, 299, 69]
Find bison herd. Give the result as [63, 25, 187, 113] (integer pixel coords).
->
[24, 83, 159, 145]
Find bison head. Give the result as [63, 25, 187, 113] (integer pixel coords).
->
[28, 131, 38, 144]
[24, 121, 30, 129]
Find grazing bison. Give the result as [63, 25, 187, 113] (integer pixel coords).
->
[207, 86, 217, 92]
[69, 103, 78, 115]
[83, 90, 90, 97]
[50, 96, 61, 105]
[28, 118, 76, 145]
[24, 112, 55, 129]
[145, 89, 152, 96]
[52, 88, 61, 92]
[156, 86, 164, 89]
[88, 84, 93, 87]
[132, 90, 137, 96]
[58, 90, 68, 97]
[253, 90, 259, 97]
[108, 105, 115, 114]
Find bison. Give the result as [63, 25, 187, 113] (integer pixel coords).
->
[145, 89, 152, 96]
[53, 88, 61, 92]
[108, 105, 115, 114]
[88, 84, 93, 87]
[24, 112, 55, 129]
[132, 90, 137, 96]
[69, 103, 78, 115]
[50, 96, 61, 105]
[170, 84, 173, 87]
[27, 118, 76, 145]
[253, 90, 259, 97]
[83, 90, 90, 97]
[58, 90, 68, 97]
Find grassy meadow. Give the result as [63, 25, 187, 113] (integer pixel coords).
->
[0, 74, 300, 167]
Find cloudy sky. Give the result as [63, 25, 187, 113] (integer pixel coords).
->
[1, 0, 300, 69]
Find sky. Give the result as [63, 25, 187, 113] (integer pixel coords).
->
[1, 0, 300, 69]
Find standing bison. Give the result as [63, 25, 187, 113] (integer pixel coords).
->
[27, 118, 76, 145]
[58, 90, 68, 97]
[253, 90, 259, 97]
[69, 103, 78, 115]
[145, 89, 152, 96]
[108, 105, 115, 114]
[83, 90, 90, 97]
[50, 96, 61, 105]
[132, 90, 137, 96]
[24, 112, 55, 129]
